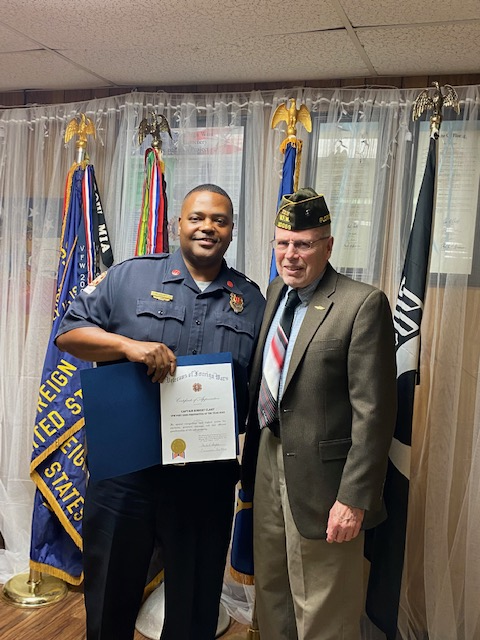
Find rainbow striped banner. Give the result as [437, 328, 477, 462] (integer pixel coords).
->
[135, 148, 169, 256]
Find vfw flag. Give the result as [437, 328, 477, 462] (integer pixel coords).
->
[366, 135, 437, 638]
[29, 163, 112, 583]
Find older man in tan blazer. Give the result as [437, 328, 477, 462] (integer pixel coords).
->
[242, 188, 397, 640]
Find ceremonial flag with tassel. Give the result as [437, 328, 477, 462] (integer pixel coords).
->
[29, 118, 113, 583]
[365, 134, 437, 639]
[136, 111, 171, 256]
[135, 146, 169, 255]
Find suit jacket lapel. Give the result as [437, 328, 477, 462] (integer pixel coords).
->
[283, 264, 338, 393]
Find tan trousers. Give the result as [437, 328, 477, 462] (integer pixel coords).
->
[253, 427, 365, 640]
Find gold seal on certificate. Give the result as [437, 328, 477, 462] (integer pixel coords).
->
[171, 438, 186, 461]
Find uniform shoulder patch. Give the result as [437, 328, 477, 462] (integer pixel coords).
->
[84, 270, 107, 294]
[91, 271, 107, 286]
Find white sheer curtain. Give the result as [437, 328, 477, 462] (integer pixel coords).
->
[1, 85, 480, 639]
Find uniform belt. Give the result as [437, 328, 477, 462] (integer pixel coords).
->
[268, 420, 280, 438]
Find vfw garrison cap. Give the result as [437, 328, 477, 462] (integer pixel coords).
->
[275, 187, 331, 231]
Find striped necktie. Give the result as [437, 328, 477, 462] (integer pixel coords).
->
[258, 289, 301, 429]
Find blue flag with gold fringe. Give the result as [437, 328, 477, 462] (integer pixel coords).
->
[230, 486, 254, 583]
[365, 135, 437, 638]
[29, 163, 112, 584]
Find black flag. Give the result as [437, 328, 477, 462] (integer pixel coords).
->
[365, 136, 437, 639]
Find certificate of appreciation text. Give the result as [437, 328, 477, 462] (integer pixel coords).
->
[160, 355, 237, 465]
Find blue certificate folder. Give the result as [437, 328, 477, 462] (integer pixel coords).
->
[80, 352, 236, 481]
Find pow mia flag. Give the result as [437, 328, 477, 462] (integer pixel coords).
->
[365, 136, 437, 639]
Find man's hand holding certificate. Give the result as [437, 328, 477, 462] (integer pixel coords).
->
[160, 354, 237, 465]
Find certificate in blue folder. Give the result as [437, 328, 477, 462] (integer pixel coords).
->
[80, 352, 235, 481]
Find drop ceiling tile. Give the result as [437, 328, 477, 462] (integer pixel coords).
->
[341, 0, 480, 27]
[357, 23, 480, 75]
[61, 30, 369, 85]
[0, 51, 110, 91]
[0, 0, 343, 49]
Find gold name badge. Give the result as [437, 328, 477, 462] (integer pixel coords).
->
[151, 291, 173, 301]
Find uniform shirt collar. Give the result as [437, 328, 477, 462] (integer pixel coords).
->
[162, 250, 243, 295]
[161, 249, 191, 284]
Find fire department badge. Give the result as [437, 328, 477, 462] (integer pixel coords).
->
[229, 293, 244, 313]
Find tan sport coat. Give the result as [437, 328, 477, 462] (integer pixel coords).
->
[242, 263, 397, 539]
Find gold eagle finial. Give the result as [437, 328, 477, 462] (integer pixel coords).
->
[138, 111, 173, 149]
[412, 81, 460, 138]
[271, 99, 312, 153]
[64, 114, 96, 162]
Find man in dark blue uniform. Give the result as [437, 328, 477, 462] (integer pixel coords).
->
[56, 184, 265, 640]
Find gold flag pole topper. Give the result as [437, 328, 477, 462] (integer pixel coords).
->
[138, 110, 173, 170]
[271, 98, 312, 191]
[412, 81, 460, 138]
[65, 112, 96, 165]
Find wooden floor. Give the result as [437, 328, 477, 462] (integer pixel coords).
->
[0, 587, 248, 640]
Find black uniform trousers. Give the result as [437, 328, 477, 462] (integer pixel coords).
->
[83, 460, 238, 640]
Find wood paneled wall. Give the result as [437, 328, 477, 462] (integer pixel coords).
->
[1, 73, 479, 108]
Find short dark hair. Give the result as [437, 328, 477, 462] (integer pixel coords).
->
[183, 184, 233, 216]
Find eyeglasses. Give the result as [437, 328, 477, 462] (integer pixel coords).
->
[270, 236, 331, 254]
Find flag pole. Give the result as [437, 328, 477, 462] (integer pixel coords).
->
[272, 97, 312, 192]
[1, 569, 68, 608]
[1, 116, 98, 608]
[269, 98, 312, 280]
[135, 110, 171, 256]
[133, 112, 229, 639]
[364, 82, 459, 638]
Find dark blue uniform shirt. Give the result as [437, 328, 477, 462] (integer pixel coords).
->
[56, 249, 266, 431]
